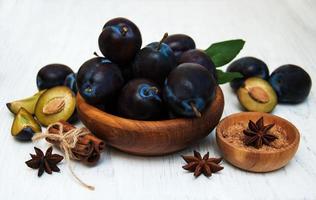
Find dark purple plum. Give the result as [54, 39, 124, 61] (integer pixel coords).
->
[163, 63, 216, 118]
[77, 57, 124, 104]
[67, 109, 79, 124]
[36, 64, 73, 90]
[98, 17, 142, 65]
[118, 79, 163, 120]
[63, 73, 79, 123]
[64, 73, 78, 94]
[133, 33, 177, 85]
[120, 63, 134, 83]
[164, 34, 196, 62]
[226, 57, 269, 91]
[178, 49, 217, 80]
[269, 64, 312, 104]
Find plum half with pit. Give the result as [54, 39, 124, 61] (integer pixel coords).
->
[163, 63, 216, 118]
[269, 64, 312, 104]
[98, 17, 142, 65]
[118, 79, 163, 120]
[77, 57, 124, 104]
[227, 57, 269, 91]
[237, 77, 277, 113]
[133, 33, 177, 85]
[164, 34, 196, 62]
[35, 86, 76, 126]
[37, 64, 73, 90]
[178, 49, 217, 80]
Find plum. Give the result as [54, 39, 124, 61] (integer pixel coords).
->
[11, 108, 41, 141]
[118, 79, 163, 120]
[237, 77, 277, 113]
[64, 73, 78, 94]
[164, 34, 196, 62]
[133, 33, 177, 85]
[6, 90, 46, 115]
[34, 86, 76, 126]
[163, 63, 216, 117]
[269, 64, 312, 104]
[227, 57, 269, 90]
[98, 17, 142, 65]
[37, 64, 73, 90]
[178, 49, 217, 80]
[77, 57, 124, 104]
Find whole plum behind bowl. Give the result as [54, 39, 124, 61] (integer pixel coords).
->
[227, 57, 269, 91]
[164, 34, 196, 62]
[178, 49, 217, 80]
[76, 87, 224, 156]
[37, 64, 73, 90]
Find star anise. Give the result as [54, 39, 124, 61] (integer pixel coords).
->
[182, 151, 223, 177]
[25, 146, 64, 177]
[243, 117, 278, 148]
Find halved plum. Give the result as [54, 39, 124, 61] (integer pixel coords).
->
[6, 90, 46, 115]
[237, 77, 277, 113]
[35, 86, 76, 126]
[11, 108, 41, 141]
[227, 57, 269, 91]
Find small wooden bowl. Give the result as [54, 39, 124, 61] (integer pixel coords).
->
[216, 112, 300, 172]
[77, 87, 224, 156]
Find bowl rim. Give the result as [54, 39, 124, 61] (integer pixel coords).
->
[77, 86, 224, 126]
[216, 112, 300, 155]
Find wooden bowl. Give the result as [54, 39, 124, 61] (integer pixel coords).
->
[216, 112, 300, 172]
[77, 86, 224, 156]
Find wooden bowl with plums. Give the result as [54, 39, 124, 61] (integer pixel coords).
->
[74, 17, 228, 156]
[77, 86, 224, 156]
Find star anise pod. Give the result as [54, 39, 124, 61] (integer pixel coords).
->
[182, 151, 223, 177]
[25, 146, 64, 177]
[243, 117, 278, 148]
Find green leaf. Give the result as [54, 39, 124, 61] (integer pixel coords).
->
[216, 69, 243, 84]
[205, 39, 245, 67]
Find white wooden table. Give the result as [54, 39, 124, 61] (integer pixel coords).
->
[1, 0, 316, 199]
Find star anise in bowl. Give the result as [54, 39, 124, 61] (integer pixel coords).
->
[25, 146, 63, 177]
[243, 117, 278, 148]
[182, 151, 224, 177]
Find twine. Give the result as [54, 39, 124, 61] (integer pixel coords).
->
[32, 122, 95, 191]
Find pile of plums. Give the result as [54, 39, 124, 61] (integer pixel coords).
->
[35, 17, 218, 120]
[226, 57, 312, 112]
[7, 64, 78, 140]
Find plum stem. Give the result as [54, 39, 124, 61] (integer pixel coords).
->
[144, 87, 159, 96]
[121, 26, 128, 36]
[157, 33, 168, 50]
[93, 52, 100, 57]
[190, 102, 202, 118]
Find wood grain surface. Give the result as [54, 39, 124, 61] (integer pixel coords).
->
[0, 0, 316, 199]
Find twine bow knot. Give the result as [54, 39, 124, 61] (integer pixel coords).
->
[32, 122, 95, 190]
